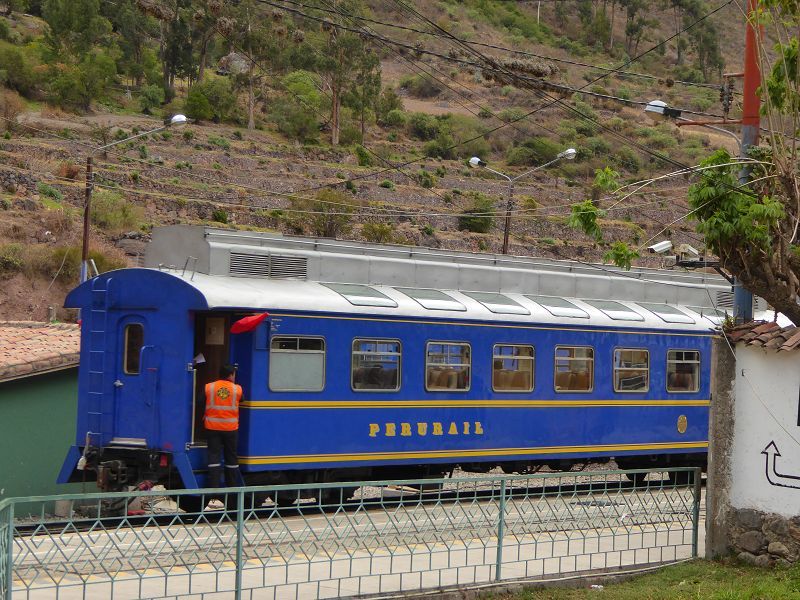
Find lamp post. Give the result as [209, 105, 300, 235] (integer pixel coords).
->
[81, 114, 188, 282]
[469, 148, 576, 254]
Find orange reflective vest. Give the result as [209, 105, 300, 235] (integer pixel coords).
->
[204, 380, 242, 431]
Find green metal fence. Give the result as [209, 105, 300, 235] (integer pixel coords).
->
[0, 468, 702, 600]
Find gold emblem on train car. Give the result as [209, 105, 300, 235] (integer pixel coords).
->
[677, 415, 688, 434]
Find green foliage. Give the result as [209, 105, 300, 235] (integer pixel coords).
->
[764, 37, 799, 114]
[407, 112, 439, 140]
[47, 49, 116, 111]
[593, 166, 620, 193]
[506, 137, 561, 166]
[567, 199, 605, 242]
[207, 135, 231, 150]
[382, 109, 406, 128]
[43, 0, 112, 56]
[423, 128, 455, 159]
[463, 0, 549, 42]
[354, 144, 373, 167]
[399, 73, 442, 98]
[290, 188, 361, 238]
[90, 189, 142, 231]
[362, 222, 395, 243]
[185, 78, 235, 123]
[211, 208, 228, 224]
[0, 43, 38, 97]
[689, 149, 784, 256]
[603, 241, 640, 270]
[139, 84, 164, 115]
[417, 169, 435, 189]
[458, 192, 495, 233]
[37, 181, 63, 202]
[0, 242, 23, 274]
[379, 180, 394, 190]
[271, 70, 322, 143]
[375, 88, 403, 123]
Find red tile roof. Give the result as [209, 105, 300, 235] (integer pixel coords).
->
[0, 321, 80, 383]
[726, 320, 800, 352]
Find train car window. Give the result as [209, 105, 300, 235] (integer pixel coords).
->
[269, 336, 326, 392]
[666, 350, 700, 393]
[123, 324, 144, 375]
[554, 346, 594, 392]
[352, 339, 401, 391]
[525, 296, 589, 318]
[613, 349, 649, 393]
[322, 283, 398, 308]
[396, 288, 466, 311]
[462, 292, 530, 315]
[492, 345, 534, 392]
[583, 299, 645, 321]
[426, 342, 471, 391]
[636, 303, 695, 324]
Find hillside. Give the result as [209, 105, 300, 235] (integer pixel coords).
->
[0, 0, 749, 322]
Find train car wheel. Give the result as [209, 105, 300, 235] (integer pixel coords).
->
[624, 471, 647, 486]
[668, 470, 693, 486]
[318, 486, 358, 505]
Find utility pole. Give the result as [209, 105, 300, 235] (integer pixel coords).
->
[733, 0, 761, 323]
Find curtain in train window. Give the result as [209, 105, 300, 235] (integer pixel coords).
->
[492, 344, 534, 392]
[613, 348, 649, 392]
[352, 339, 401, 391]
[554, 346, 594, 392]
[269, 336, 326, 391]
[426, 342, 470, 391]
[666, 350, 700, 392]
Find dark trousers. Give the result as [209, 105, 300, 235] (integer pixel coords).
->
[206, 429, 240, 491]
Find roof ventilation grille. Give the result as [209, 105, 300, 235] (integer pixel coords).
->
[716, 290, 734, 310]
[229, 252, 308, 279]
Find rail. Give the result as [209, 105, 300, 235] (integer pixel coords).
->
[0, 468, 702, 600]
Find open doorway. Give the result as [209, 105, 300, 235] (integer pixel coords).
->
[192, 313, 231, 444]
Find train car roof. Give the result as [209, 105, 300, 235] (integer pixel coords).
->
[147, 268, 720, 333]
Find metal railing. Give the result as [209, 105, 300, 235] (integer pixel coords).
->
[1, 468, 702, 600]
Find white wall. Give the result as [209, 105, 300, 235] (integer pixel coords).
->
[729, 345, 800, 517]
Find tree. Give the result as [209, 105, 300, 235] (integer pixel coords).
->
[2, 0, 28, 16]
[343, 49, 380, 138]
[42, 0, 112, 57]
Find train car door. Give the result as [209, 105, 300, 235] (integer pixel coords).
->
[192, 314, 231, 443]
[113, 319, 161, 445]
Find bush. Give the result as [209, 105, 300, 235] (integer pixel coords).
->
[211, 208, 228, 224]
[613, 146, 641, 173]
[407, 112, 439, 140]
[362, 222, 395, 243]
[184, 87, 213, 122]
[399, 74, 442, 98]
[379, 180, 395, 189]
[182, 129, 195, 142]
[506, 136, 561, 166]
[91, 190, 142, 231]
[48, 50, 117, 112]
[271, 98, 319, 143]
[354, 144, 373, 167]
[417, 170, 435, 188]
[0, 43, 38, 97]
[139, 84, 165, 115]
[37, 181, 63, 202]
[339, 124, 362, 146]
[423, 129, 455, 159]
[290, 188, 361, 238]
[458, 192, 495, 233]
[0, 242, 23, 274]
[0, 89, 23, 132]
[375, 87, 404, 123]
[208, 135, 231, 150]
[185, 78, 236, 123]
[383, 109, 407, 128]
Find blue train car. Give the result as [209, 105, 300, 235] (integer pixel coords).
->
[58, 265, 714, 494]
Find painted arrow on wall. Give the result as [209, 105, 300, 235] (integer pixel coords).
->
[762, 441, 800, 489]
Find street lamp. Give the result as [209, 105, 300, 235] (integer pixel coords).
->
[644, 100, 742, 153]
[81, 114, 188, 282]
[469, 148, 576, 254]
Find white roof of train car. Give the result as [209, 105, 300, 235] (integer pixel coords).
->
[167, 269, 721, 333]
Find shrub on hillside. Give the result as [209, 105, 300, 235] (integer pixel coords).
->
[407, 112, 439, 140]
[90, 190, 142, 231]
[375, 88, 403, 123]
[506, 137, 561, 166]
[185, 78, 235, 123]
[354, 145, 373, 167]
[0, 89, 23, 132]
[0, 43, 38, 97]
[139, 84, 165, 115]
[362, 222, 395, 243]
[382, 109, 406, 128]
[290, 188, 361, 238]
[47, 50, 117, 111]
[399, 74, 442, 98]
[458, 193, 495, 234]
[0, 243, 23, 274]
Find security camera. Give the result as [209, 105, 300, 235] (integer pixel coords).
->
[676, 244, 700, 259]
[647, 240, 673, 254]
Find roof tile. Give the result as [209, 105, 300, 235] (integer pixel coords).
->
[0, 321, 80, 383]
[727, 320, 800, 352]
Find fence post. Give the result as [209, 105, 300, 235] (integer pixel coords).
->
[495, 479, 507, 581]
[3, 502, 13, 600]
[235, 491, 244, 600]
[691, 467, 702, 558]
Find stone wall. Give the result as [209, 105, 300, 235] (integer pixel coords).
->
[728, 507, 800, 566]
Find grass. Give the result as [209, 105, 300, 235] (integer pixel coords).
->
[502, 560, 800, 599]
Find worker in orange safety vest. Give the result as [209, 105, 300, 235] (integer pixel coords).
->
[204, 364, 243, 508]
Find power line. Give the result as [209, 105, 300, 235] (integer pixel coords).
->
[272, 0, 729, 93]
